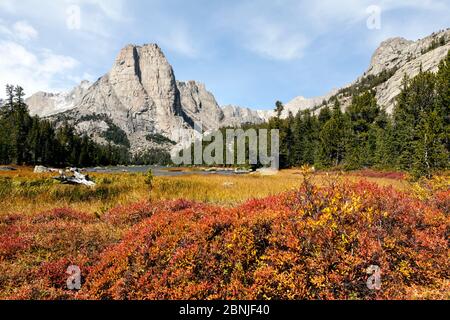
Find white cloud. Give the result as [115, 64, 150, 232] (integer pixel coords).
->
[0, 40, 80, 97]
[13, 21, 38, 41]
[0, 41, 37, 67]
[0, 0, 126, 21]
[303, 0, 449, 26]
[0, 20, 79, 95]
[0, 20, 38, 42]
[243, 18, 308, 61]
[63, 0, 126, 21]
[216, 2, 310, 61]
[0, 0, 128, 39]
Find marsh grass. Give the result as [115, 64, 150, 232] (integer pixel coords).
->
[0, 167, 414, 216]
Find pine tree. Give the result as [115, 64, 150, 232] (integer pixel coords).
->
[373, 110, 395, 168]
[281, 111, 295, 167]
[318, 105, 332, 126]
[435, 50, 450, 153]
[393, 66, 448, 177]
[9, 86, 32, 164]
[413, 110, 448, 178]
[346, 90, 381, 168]
[4, 85, 14, 112]
[292, 111, 304, 166]
[297, 110, 319, 165]
[275, 101, 284, 118]
[318, 100, 351, 167]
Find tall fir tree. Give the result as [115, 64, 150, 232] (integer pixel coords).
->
[346, 90, 381, 168]
[318, 100, 351, 167]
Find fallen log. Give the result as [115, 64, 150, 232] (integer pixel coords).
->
[54, 170, 96, 187]
[0, 166, 17, 172]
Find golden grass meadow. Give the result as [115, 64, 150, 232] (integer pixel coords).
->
[0, 167, 412, 215]
[0, 167, 448, 300]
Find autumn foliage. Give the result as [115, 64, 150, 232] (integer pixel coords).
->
[0, 176, 448, 300]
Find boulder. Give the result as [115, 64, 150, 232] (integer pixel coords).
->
[34, 165, 50, 173]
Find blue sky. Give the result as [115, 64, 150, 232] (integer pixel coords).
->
[0, 0, 449, 110]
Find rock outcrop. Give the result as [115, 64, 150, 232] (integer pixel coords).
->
[373, 39, 450, 113]
[177, 80, 224, 130]
[222, 105, 267, 126]
[26, 80, 91, 117]
[26, 44, 265, 153]
[285, 28, 450, 115]
[72, 45, 188, 147]
[62, 44, 191, 153]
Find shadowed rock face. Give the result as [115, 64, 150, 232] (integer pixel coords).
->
[221, 105, 267, 127]
[26, 43, 265, 153]
[75, 44, 187, 144]
[177, 80, 225, 131]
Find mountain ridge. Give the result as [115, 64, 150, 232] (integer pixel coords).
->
[284, 28, 450, 116]
[24, 28, 450, 153]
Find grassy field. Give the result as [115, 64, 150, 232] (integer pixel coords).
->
[0, 167, 412, 216]
[0, 167, 448, 300]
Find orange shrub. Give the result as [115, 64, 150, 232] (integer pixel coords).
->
[81, 180, 449, 300]
[0, 208, 119, 300]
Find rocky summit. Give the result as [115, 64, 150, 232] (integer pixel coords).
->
[26, 44, 265, 153]
[284, 28, 450, 116]
[25, 29, 450, 153]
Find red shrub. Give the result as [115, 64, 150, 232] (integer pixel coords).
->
[0, 234, 30, 259]
[104, 201, 157, 226]
[82, 181, 449, 300]
[2, 179, 448, 300]
[33, 208, 94, 224]
[103, 199, 200, 227]
[354, 169, 406, 180]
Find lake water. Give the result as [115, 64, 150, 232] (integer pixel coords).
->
[85, 166, 245, 177]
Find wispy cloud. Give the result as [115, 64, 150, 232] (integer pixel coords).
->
[0, 0, 128, 38]
[215, 0, 450, 61]
[0, 19, 80, 95]
[242, 18, 309, 61]
[12, 21, 38, 41]
[0, 19, 38, 42]
[0, 40, 79, 95]
[0, 0, 129, 97]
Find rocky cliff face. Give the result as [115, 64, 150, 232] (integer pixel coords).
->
[26, 44, 264, 153]
[177, 80, 225, 130]
[372, 34, 450, 113]
[286, 28, 450, 115]
[222, 105, 267, 127]
[26, 80, 91, 117]
[63, 44, 192, 152]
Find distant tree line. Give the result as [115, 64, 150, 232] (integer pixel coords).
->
[196, 51, 449, 178]
[265, 51, 449, 178]
[0, 86, 171, 167]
